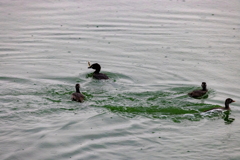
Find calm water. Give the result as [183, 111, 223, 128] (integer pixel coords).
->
[0, 0, 240, 159]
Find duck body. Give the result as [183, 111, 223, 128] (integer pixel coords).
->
[188, 90, 208, 98]
[93, 72, 109, 80]
[72, 84, 85, 103]
[88, 63, 109, 80]
[205, 98, 235, 112]
[188, 82, 208, 98]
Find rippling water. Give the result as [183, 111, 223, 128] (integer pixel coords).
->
[1, 0, 240, 159]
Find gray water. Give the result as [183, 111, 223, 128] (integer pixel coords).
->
[0, 0, 240, 159]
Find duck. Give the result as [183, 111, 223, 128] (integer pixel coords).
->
[205, 98, 235, 112]
[188, 82, 208, 98]
[71, 84, 85, 103]
[88, 62, 109, 80]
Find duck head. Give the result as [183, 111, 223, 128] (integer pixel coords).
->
[225, 98, 235, 109]
[201, 82, 207, 91]
[88, 63, 101, 73]
[75, 84, 80, 93]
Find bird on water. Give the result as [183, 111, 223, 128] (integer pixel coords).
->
[71, 84, 85, 103]
[205, 98, 235, 112]
[88, 62, 109, 80]
[188, 82, 208, 98]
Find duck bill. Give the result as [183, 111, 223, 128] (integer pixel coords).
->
[233, 100, 236, 102]
[88, 61, 92, 68]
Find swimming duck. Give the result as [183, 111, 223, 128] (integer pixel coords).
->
[71, 84, 85, 102]
[188, 82, 208, 98]
[88, 62, 109, 80]
[205, 98, 235, 112]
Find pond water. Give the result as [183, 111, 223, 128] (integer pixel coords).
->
[0, 0, 240, 159]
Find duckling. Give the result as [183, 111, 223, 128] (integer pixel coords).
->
[71, 84, 85, 102]
[188, 82, 208, 98]
[88, 62, 109, 80]
[205, 98, 235, 112]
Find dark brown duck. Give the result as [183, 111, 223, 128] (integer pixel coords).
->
[88, 62, 109, 80]
[188, 82, 208, 98]
[71, 84, 85, 103]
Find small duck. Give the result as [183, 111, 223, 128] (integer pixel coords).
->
[188, 82, 208, 98]
[71, 84, 85, 103]
[88, 62, 109, 80]
[205, 98, 235, 112]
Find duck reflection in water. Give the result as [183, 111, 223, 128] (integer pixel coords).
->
[223, 111, 235, 124]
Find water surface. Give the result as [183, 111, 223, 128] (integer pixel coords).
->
[0, 0, 240, 159]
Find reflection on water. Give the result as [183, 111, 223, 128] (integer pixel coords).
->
[201, 109, 235, 124]
[223, 111, 235, 124]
